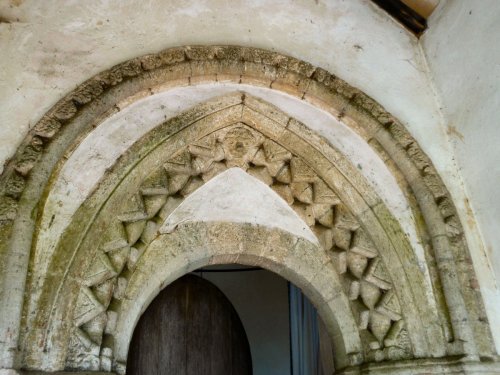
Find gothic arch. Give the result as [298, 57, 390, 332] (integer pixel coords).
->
[0, 46, 495, 374]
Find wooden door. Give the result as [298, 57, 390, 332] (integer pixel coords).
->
[127, 274, 252, 375]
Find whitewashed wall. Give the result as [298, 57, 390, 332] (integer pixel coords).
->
[0, 0, 445, 173]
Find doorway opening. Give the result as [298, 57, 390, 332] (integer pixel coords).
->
[127, 264, 334, 375]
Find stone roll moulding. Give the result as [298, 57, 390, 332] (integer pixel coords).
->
[0, 46, 497, 374]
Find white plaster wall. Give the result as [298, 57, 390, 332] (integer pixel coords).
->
[0, 0, 452, 182]
[422, 0, 500, 350]
[161, 168, 319, 244]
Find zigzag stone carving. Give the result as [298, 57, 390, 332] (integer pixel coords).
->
[67, 123, 411, 372]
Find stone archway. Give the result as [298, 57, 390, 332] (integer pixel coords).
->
[26, 96, 425, 372]
[0, 46, 496, 374]
[116, 222, 357, 373]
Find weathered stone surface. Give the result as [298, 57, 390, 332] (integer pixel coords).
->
[49, 101, 419, 372]
[0, 46, 494, 373]
[0, 196, 17, 221]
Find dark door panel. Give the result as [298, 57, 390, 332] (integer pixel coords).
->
[127, 274, 252, 375]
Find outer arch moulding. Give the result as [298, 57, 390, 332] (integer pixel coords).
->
[0, 45, 494, 371]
